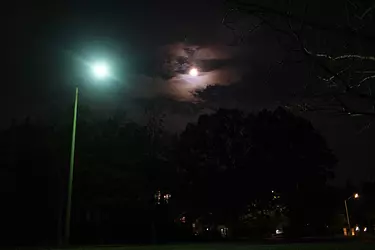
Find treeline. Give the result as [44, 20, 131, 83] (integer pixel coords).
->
[0, 107, 374, 245]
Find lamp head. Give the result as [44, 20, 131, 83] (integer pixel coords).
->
[92, 62, 109, 79]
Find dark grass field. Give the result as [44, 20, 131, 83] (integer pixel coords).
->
[51, 242, 374, 250]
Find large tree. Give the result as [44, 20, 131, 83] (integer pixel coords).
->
[176, 107, 337, 237]
[70, 112, 176, 243]
[0, 111, 176, 245]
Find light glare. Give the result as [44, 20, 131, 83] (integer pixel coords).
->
[92, 62, 109, 79]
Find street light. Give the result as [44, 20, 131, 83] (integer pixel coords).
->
[344, 193, 359, 233]
[92, 62, 109, 79]
[64, 61, 110, 245]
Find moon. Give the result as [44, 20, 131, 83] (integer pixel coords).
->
[189, 68, 198, 77]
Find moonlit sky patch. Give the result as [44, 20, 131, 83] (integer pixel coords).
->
[125, 43, 246, 102]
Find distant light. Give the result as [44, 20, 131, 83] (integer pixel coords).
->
[354, 193, 359, 199]
[189, 68, 198, 77]
[164, 193, 171, 201]
[276, 229, 283, 234]
[272, 190, 275, 193]
[364, 227, 367, 232]
[92, 62, 109, 79]
[155, 190, 161, 205]
[180, 216, 186, 223]
[206, 228, 209, 231]
[355, 226, 360, 232]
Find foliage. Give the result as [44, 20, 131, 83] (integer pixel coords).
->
[176, 107, 337, 237]
[0, 107, 346, 244]
[70, 113, 174, 243]
[0, 111, 174, 245]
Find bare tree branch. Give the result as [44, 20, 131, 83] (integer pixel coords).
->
[224, 0, 375, 118]
[359, 75, 375, 85]
[305, 52, 375, 62]
[227, 0, 375, 42]
[360, 4, 375, 19]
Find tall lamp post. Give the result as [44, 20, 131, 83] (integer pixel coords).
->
[64, 62, 109, 245]
[344, 193, 359, 232]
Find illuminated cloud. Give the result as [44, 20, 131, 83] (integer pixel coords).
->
[126, 43, 245, 102]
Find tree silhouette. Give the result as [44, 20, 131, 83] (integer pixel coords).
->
[0, 112, 176, 245]
[69, 111, 176, 243]
[176, 107, 337, 237]
[0, 108, 340, 243]
[0, 118, 61, 245]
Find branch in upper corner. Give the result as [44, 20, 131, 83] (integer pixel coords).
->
[360, 4, 375, 20]
[358, 75, 375, 86]
[357, 122, 372, 134]
[303, 48, 375, 62]
[224, 0, 375, 118]
[227, 0, 375, 42]
[293, 102, 375, 117]
[318, 66, 353, 85]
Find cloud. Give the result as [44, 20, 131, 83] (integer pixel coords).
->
[123, 43, 246, 102]
[194, 45, 249, 60]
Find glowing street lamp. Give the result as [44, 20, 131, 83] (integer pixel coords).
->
[344, 193, 359, 233]
[64, 61, 110, 245]
[92, 62, 109, 79]
[189, 67, 198, 77]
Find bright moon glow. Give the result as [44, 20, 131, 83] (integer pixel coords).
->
[189, 68, 198, 77]
[92, 62, 109, 79]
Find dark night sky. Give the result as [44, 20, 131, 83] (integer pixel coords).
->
[2, 0, 374, 186]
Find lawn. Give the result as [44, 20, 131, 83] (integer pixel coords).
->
[56, 242, 375, 250]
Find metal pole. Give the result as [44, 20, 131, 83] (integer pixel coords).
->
[64, 87, 79, 245]
[344, 199, 351, 231]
